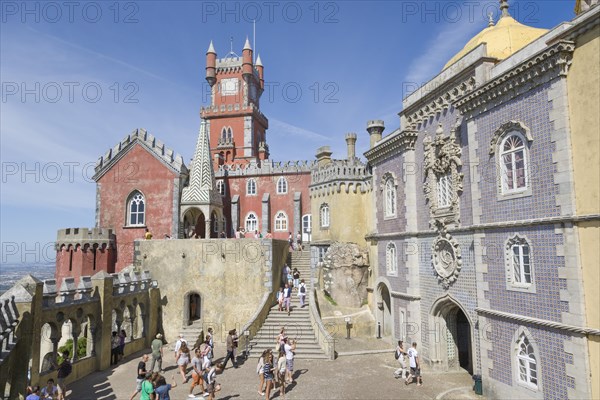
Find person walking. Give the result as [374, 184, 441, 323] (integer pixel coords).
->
[119, 329, 127, 360]
[276, 349, 287, 398]
[298, 279, 307, 308]
[174, 334, 187, 361]
[283, 283, 292, 316]
[405, 342, 422, 386]
[53, 350, 71, 400]
[205, 363, 224, 400]
[138, 371, 154, 400]
[394, 340, 408, 379]
[189, 348, 205, 398]
[292, 268, 300, 289]
[111, 331, 121, 365]
[154, 375, 177, 400]
[283, 338, 296, 384]
[263, 353, 275, 400]
[296, 231, 302, 252]
[277, 287, 285, 312]
[176, 342, 191, 384]
[222, 329, 238, 369]
[256, 349, 269, 395]
[129, 354, 149, 400]
[150, 334, 163, 373]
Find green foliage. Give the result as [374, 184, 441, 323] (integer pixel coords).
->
[57, 337, 87, 363]
[323, 291, 338, 306]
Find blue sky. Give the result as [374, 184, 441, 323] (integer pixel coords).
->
[0, 0, 574, 264]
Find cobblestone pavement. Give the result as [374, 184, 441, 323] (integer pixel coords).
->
[67, 344, 485, 400]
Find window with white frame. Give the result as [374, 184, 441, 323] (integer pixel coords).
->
[384, 176, 396, 217]
[509, 236, 532, 286]
[276, 177, 288, 194]
[245, 212, 258, 232]
[516, 333, 538, 389]
[386, 242, 397, 275]
[500, 133, 528, 194]
[320, 204, 330, 228]
[274, 211, 288, 231]
[127, 191, 145, 226]
[217, 180, 225, 196]
[505, 235, 536, 293]
[247, 178, 257, 195]
[437, 173, 452, 208]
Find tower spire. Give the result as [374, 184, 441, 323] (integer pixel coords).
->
[499, 0, 510, 17]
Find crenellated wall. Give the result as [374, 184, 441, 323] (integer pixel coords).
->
[0, 270, 160, 399]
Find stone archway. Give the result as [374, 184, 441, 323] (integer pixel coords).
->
[429, 295, 473, 374]
[183, 291, 202, 326]
[376, 282, 392, 337]
[183, 208, 207, 238]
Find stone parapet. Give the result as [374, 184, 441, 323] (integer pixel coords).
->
[56, 227, 115, 249]
[215, 159, 314, 177]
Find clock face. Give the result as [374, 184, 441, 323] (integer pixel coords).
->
[221, 78, 238, 96]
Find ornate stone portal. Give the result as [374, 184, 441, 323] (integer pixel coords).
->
[322, 242, 369, 308]
[431, 232, 462, 289]
[423, 122, 464, 230]
[424, 121, 464, 289]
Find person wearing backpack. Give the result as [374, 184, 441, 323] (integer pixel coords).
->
[298, 279, 307, 308]
[393, 340, 408, 379]
[53, 351, 72, 400]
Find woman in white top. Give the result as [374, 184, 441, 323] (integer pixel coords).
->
[394, 340, 408, 379]
[177, 342, 191, 383]
[256, 349, 269, 395]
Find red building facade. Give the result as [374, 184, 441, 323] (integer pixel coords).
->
[54, 38, 312, 281]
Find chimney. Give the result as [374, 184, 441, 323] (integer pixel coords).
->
[315, 146, 333, 166]
[345, 133, 357, 161]
[366, 120, 385, 149]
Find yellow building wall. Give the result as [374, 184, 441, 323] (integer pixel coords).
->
[567, 27, 600, 400]
[311, 184, 371, 248]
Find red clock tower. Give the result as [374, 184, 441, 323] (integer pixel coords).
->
[202, 38, 269, 168]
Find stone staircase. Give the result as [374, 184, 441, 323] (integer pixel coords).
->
[248, 247, 328, 359]
[179, 320, 204, 347]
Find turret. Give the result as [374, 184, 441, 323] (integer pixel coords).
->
[366, 120, 385, 149]
[242, 37, 253, 76]
[256, 54, 264, 89]
[345, 133, 357, 162]
[206, 41, 217, 87]
[316, 146, 333, 166]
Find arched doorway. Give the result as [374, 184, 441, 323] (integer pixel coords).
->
[430, 296, 473, 374]
[196, 214, 206, 238]
[376, 283, 392, 337]
[184, 292, 201, 326]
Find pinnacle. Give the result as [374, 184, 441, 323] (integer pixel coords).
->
[256, 54, 263, 66]
[243, 36, 252, 50]
[207, 40, 216, 54]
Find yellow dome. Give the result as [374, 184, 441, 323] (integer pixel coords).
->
[443, 15, 548, 70]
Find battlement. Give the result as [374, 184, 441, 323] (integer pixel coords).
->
[93, 128, 187, 180]
[56, 227, 115, 249]
[200, 102, 268, 126]
[310, 158, 372, 196]
[215, 159, 315, 177]
[216, 56, 243, 68]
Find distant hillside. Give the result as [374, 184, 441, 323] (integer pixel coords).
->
[0, 263, 55, 295]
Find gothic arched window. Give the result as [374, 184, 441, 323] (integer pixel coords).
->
[386, 242, 397, 275]
[245, 212, 258, 232]
[500, 133, 528, 194]
[127, 191, 145, 226]
[384, 176, 396, 218]
[516, 333, 538, 389]
[274, 211, 288, 231]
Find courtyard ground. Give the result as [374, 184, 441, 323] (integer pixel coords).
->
[66, 338, 485, 400]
